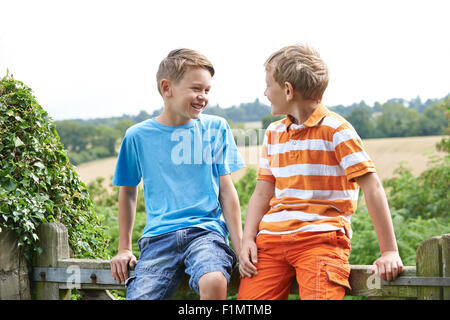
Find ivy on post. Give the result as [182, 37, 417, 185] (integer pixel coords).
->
[0, 72, 109, 300]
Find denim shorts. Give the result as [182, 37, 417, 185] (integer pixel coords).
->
[125, 227, 237, 300]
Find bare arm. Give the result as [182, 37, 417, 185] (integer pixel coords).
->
[219, 174, 243, 257]
[355, 172, 404, 281]
[239, 179, 274, 278]
[110, 185, 138, 284]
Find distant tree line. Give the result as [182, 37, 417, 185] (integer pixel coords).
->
[261, 96, 448, 139]
[341, 97, 448, 139]
[54, 94, 449, 165]
[55, 119, 134, 165]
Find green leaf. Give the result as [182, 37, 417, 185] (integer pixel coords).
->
[4, 179, 16, 192]
[14, 136, 25, 147]
[0, 203, 8, 212]
[30, 172, 39, 183]
[33, 212, 45, 220]
[33, 161, 45, 169]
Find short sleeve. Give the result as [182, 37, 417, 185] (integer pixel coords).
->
[333, 126, 376, 182]
[112, 131, 142, 186]
[214, 120, 245, 175]
[257, 129, 276, 183]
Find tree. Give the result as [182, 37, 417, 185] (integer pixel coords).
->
[376, 103, 421, 137]
[114, 119, 135, 137]
[90, 125, 120, 156]
[345, 106, 377, 138]
[421, 101, 447, 136]
[55, 120, 92, 152]
[435, 96, 450, 153]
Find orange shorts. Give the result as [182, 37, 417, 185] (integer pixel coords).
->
[237, 230, 351, 300]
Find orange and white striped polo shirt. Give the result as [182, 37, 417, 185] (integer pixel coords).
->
[257, 103, 376, 239]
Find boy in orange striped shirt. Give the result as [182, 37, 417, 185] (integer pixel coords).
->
[237, 44, 404, 300]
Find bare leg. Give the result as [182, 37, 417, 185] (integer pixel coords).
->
[198, 271, 227, 300]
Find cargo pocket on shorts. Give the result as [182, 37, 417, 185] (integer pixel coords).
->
[318, 257, 351, 298]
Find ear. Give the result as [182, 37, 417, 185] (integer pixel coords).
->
[284, 81, 295, 102]
[160, 79, 172, 98]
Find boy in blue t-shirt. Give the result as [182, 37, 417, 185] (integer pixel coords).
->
[110, 48, 245, 300]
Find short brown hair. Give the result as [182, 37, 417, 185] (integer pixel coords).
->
[156, 48, 215, 95]
[265, 44, 329, 101]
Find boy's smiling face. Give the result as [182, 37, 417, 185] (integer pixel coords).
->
[165, 67, 212, 123]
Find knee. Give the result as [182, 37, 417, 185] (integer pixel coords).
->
[198, 271, 227, 299]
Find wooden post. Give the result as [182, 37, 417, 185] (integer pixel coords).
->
[32, 222, 71, 300]
[442, 234, 450, 300]
[0, 229, 31, 300]
[416, 235, 444, 300]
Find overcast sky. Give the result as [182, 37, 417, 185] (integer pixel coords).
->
[1, 0, 449, 120]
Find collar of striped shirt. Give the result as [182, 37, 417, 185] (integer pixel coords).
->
[286, 103, 329, 131]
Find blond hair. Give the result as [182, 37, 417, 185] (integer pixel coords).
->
[156, 48, 215, 95]
[265, 44, 329, 101]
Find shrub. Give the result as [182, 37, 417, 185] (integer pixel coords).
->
[0, 73, 108, 260]
[233, 167, 257, 216]
[350, 206, 449, 266]
[351, 147, 450, 266]
[384, 155, 449, 219]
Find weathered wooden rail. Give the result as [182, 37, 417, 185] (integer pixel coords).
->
[1, 222, 449, 300]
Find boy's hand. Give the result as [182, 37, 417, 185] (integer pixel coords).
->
[239, 239, 258, 278]
[110, 250, 137, 284]
[372, 251, 404, 282]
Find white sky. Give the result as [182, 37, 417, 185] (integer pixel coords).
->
[1, 0, 449, 120]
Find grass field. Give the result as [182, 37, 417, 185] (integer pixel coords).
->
[74, 135, 445, 190]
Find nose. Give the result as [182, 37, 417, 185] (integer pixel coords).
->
[197, 91, 208, 101]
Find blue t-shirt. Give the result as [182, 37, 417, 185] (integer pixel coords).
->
[112, 114, 245, 240]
